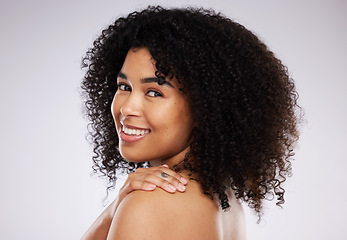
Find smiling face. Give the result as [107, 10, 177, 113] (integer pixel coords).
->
[111, 48, 195, 167]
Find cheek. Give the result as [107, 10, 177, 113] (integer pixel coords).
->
[111, 96, 117, 118]
[111, 95, 122, 129]
[151, 101, 194, 135]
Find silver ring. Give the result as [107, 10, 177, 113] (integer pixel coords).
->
[161, 172, 170, 178]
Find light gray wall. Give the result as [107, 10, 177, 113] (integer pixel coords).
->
[1, 0, 346, 239]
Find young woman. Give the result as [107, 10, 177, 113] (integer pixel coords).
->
[81, 6, 300, 240]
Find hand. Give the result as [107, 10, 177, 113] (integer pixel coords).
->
[119, 164, 189, 200]
[109, 165, 189, 221]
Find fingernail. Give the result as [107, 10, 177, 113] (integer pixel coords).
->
[178, 183, 186, 191]
[162, 164, 169, 168]
[180, 177, 188, 184]
[168, 184, 176, 192]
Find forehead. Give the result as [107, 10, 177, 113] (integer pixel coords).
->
[120, 48, 182, 89]
[120, 48, 156, 76]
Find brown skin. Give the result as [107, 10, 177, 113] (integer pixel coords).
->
[112, 48, 195, 167]
[82, 48, 195, 239]
[106, 170, 246, 240]
[82, 48, 246, 239]
[81, 165, 188, 240]
[108, 177, 220, 239]
[82, 166, 246, 240]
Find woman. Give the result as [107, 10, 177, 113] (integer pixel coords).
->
[81, 6, 300, 240]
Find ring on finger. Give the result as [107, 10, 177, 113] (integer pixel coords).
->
[161, 172, 170, 178]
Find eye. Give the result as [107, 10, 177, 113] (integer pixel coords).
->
[147, 90, 163, 97]
[117, 83, 131, 92]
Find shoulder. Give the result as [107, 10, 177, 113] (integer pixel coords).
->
[106, 181, 221, 240]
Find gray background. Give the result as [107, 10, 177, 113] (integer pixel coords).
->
[1, 0, 346, 239]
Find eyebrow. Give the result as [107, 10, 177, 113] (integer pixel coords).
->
[117, 71, 174, 88]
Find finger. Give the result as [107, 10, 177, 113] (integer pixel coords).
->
[148, 170, 186, 192]
[157, 166, 189, 185]
[160, 172, 185, 192]
[119, 180, 156, 203]
[125, 179, 157, 194]
[126, 173, 177, 193]
[136, 166, 188, 185]
[142, 173, 178, 193]
[143, 182, 156, 191]
[131, 167, 188, 192]
[161, 172, 170, 178]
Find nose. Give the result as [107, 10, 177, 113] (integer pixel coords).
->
[120, 93, 142, 118]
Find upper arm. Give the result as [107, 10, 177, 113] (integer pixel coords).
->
[106, 189, 219, 240]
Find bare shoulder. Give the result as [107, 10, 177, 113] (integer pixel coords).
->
[106, 181, 221, 240]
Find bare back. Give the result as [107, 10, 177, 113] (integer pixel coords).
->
[187, 181, 247, 240]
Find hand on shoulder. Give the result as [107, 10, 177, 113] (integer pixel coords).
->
[106, 181, 220, 240]
[81, 166, 188, 240]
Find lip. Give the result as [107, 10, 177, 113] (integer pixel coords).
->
[119, 123, 151, 143]
[119, 131, 148, 143]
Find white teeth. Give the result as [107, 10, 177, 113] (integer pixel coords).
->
[122, 125, 149, 136]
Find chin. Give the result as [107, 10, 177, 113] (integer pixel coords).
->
[120, 151, 166, 165]
[120, 151, 149, 163]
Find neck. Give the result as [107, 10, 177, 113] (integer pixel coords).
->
[149, 145, 193, 169]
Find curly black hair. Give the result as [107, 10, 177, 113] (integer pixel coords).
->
[82, 6, 300, 218]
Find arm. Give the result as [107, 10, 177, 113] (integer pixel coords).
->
[80, 197, 119, 240]
[81, 165, 188, 240]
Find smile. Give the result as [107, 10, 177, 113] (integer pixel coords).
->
[119, 125, 150, 143]
[122, 125, 150, 136]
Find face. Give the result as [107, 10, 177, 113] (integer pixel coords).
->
[111, 48, 195, 167]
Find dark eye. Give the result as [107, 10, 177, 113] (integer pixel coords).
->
[147, 90, 163, 97]
[118, 83, 131, 91]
